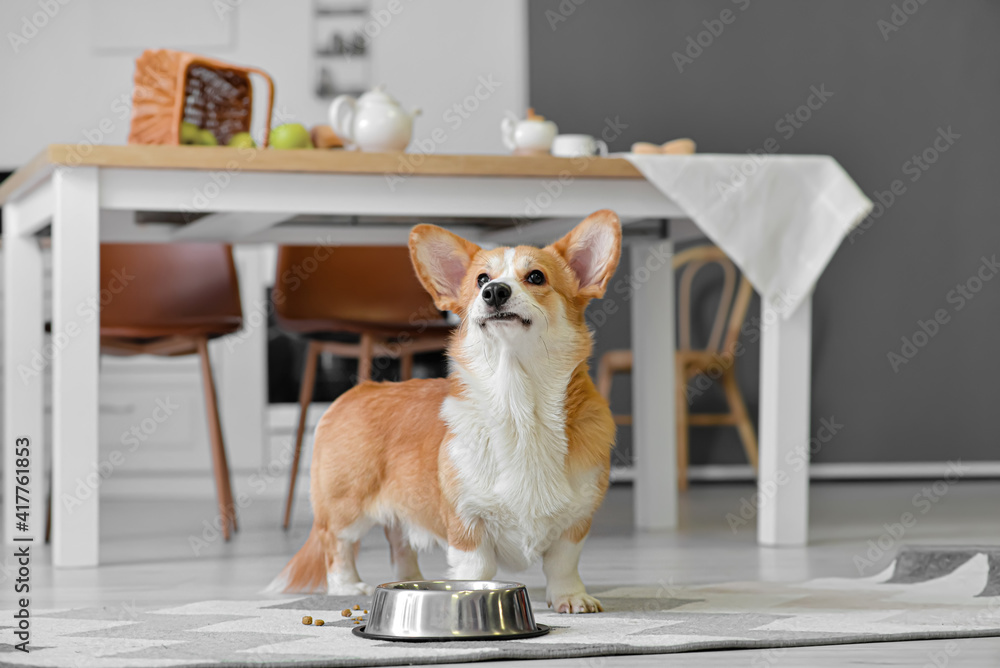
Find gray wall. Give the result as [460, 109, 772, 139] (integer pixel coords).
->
[529, 0, 1000, 465]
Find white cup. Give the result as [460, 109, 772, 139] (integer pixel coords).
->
[551, 134, 608, 158]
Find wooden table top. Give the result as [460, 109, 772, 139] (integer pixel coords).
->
[0, 144, 645, 205]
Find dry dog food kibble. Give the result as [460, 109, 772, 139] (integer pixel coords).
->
[363, 610, 368, 614]
[314, 619, 325, 626]
[341, 609, 351, 617]
[352, 604, 360, 610]
[301, 616, 312, 625]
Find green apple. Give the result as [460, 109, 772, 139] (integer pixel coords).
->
[228, 132, 256, 149]
[196, 129, 218, 146]
[270, 123, 313, 149]
[179, 121, 200, 145]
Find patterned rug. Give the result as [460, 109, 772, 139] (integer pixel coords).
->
[3, 546, 999, 667]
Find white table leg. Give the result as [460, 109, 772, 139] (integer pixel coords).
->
[629, 238, 677, 530]
[51, 167, 100, 567]
[3, 204, 45, 544]
[215, 246, 268, 473]
[758, 294, 812, 546]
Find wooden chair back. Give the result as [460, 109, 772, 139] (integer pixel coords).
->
[674, 245, 752, 355]
[273, 246, 445, 333]
[100, 243, 242, 338]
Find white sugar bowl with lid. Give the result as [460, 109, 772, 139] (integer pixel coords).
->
[501, 108, 558, 155]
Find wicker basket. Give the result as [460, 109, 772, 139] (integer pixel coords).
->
[128, 49, 275, 148]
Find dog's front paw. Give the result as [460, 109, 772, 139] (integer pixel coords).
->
[547, 591, 603, 614]
[327, 582, 374, 596]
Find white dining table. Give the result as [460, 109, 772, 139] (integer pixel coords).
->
[1, 145, 813, 567]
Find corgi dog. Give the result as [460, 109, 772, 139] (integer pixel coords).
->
[271, 210, 621, 613]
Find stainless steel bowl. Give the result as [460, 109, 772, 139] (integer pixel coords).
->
[353, 580, 549, 642]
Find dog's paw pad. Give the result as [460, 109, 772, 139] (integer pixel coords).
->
[547, 592, 602, 614]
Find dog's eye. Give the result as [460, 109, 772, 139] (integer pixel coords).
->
[526, 270, 545, 285]
[477, 273, 490, 288]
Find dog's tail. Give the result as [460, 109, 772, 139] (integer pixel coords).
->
[265, 525, 327, 594]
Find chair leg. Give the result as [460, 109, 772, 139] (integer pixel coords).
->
[596, 352, 614, 402]
[284, 340, 321, 530]
[676, 362, 690, 492]
[400, 349, 414, 381]
[196, 337, 236, 540]
[45, 480, 52, 544]
[597, 350, 634, 424]
[721, 369, 759, 471]
[357, 332, 374, 382]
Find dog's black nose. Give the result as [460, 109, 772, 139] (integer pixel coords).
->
[482, 282, 512, 308]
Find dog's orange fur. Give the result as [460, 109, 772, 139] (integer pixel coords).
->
[280, 378, 452, 592]
[275, 210, 621, 612]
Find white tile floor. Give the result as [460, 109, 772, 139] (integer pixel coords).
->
[17, 480, 1000, 667]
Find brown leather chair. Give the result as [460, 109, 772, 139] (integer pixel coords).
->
[275, 245, 452, 528]
[100, 243, 242, 540]
[597, 245, 759, 491]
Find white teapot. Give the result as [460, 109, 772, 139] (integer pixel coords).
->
[329, 85, 421, 152]
[501, 108, 558, 155]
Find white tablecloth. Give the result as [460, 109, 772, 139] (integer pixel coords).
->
[622, 154, 873, 316]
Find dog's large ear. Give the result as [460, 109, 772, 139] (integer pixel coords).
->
[409, 224, 481, 312]
[548, 209, 622, 300]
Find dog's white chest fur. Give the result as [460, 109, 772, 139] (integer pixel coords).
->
[441, 346, 599, 570]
